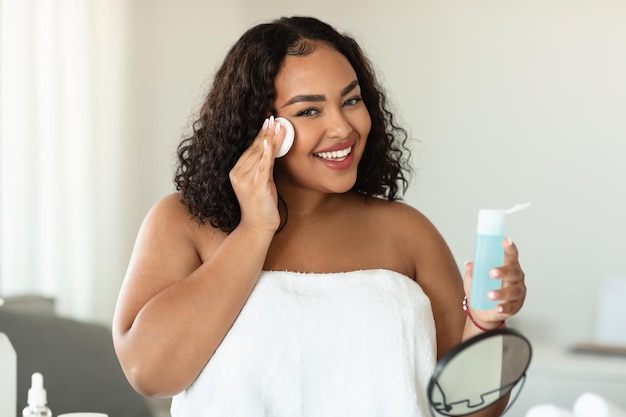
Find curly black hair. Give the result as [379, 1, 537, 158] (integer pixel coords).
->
[174, 16, 412, 233]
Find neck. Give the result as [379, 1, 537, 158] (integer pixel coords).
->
[277, 186, 346, 227]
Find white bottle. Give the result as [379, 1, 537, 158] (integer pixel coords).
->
[0, 332, 17, 417]
[22, 372, 53, 417]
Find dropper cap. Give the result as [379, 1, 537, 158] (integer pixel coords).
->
[27, 372, 48, 406]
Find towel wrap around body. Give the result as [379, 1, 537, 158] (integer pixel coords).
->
[171, 269, 437, 417]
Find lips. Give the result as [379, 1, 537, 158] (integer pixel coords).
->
[312, 143, 356, 171]
[314, 146, 352, 161]
[313, 140, 355, 161]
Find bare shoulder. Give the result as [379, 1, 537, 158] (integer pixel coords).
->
[360, 197, 442, 244]
[144, 192, 196, 231]
[126, 193, 226, 289]
[114, 193, 225, 330]
[349, 196, 454, 280]
[143, 193, 224, 248]
[362, 198, 465, 356]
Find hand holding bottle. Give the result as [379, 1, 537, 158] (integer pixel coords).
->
[464, 203, 530, 328]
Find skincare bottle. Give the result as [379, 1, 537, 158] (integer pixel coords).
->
[22, 372, 52, 417]
[470, 203, 530, 310]
[0, 331, 17, 417]
[470, 209, 506, 310]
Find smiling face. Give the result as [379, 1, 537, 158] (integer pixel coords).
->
[272, 41, 372, 195]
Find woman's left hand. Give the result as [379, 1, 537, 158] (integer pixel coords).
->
[463, 238, 527, 326]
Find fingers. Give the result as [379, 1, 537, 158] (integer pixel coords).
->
[465, 238, 526, 320]
[462, 261, 473, 296]
[502, 237, 519, 265]
[235, 117, 275, 173]
[229, 117, 286, 231]
[491, 238, 524, 283]
[251, 116, 288, 158]
[232, 116, 290, 177]
[487, 238, 526, 315]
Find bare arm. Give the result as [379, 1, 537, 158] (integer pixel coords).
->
[409, 212, 526, 416]
[112, 119, 287, 397]
[112, 196, 274, 397]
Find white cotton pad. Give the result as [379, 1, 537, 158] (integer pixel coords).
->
[274, 117, 295, 158]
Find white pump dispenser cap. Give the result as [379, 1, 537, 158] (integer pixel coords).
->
[476, 209, 506, 235]
[27, 372, 47, 406]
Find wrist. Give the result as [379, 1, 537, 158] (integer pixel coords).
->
[237, 219, 280, 236]
[463, 296, 505, 332]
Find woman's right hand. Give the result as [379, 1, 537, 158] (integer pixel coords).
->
[229, 116, 286, 232]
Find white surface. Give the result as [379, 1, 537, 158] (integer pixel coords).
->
[0, 333, 17, 417]
[595, 276, 626, 345]
[511, 342, 626, 416]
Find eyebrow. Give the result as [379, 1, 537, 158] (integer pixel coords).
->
[280, 79, 360, 108]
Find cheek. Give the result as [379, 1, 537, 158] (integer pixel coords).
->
[362, 116, 372, 138]
[289, 128, 322, 156]
[355, 112, 372, 145]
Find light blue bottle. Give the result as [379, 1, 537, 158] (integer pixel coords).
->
[470, 209, 506, 310]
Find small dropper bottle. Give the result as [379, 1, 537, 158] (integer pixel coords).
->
[22, 372, 52, 417]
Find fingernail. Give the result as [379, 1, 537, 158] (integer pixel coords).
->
[497, 305, 504, 313]
[488, 291, 497, 300]
[507, 237, 513, 246]
[262, 118, 269, 130]
[269, 115, 275, 128]
[490, 268, 501, 278]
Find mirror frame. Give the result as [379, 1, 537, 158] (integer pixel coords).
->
[427, 327, 532, 416]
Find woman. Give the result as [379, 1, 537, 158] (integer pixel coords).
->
[112, 16, 526, 416]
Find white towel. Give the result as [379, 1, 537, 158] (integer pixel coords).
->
[525, 405, 575, 417]
[171, 269, 437, 417]
[573, 392, 626, 417]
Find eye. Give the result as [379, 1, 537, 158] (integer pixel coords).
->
[343, 96, 363, 107]
[296, 108, 320, 117]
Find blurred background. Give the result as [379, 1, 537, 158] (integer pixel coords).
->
[1, 0, 625, 413]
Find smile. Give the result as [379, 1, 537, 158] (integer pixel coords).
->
[314, 146, 352, 161]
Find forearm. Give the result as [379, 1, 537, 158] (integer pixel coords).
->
[114, 224, 274, 397]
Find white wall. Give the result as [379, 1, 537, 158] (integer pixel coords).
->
[118, 0, 626, 348]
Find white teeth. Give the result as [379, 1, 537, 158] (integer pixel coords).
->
[315, 146, 352, 160]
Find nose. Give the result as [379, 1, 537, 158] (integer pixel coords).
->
[325, 110, 353, 140]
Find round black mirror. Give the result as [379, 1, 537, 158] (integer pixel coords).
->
[427, 328, 532, 416]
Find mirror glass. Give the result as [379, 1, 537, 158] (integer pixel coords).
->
[427, 328, 532, 416]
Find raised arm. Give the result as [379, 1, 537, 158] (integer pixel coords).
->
[112, 119, 287, 397]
